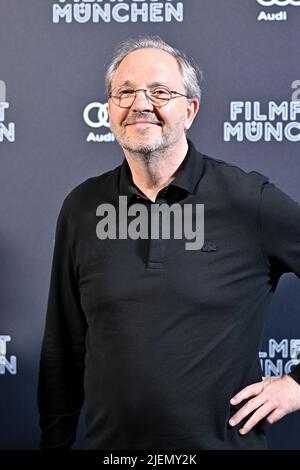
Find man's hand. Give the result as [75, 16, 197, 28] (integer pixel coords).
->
[229, 375, 300, 435]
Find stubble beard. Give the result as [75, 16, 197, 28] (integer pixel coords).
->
[110, 110, 185, 164]
[110, 111, 167, 163]
[113, 127, 183, 165]
[120, 137, 169, 163]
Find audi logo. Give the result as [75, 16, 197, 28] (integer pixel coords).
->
[83, 102, 110, 129]
[257, 0, 300, 6]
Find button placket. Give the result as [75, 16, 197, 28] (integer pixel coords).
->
[146, 189, 168, 271]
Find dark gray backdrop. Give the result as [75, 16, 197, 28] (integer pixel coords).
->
[0, 0, 299, 449]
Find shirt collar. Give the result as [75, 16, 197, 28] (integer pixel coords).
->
[119, 139, 204, 201]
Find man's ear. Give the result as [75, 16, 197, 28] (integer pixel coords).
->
[184, 98, 200, 131]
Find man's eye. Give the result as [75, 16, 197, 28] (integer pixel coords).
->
[118, 89, 134, 97]
[151, 88, 170, 98]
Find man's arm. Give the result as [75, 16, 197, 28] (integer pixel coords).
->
[229, 181, 300, 434]
[38, 200, 87, 450]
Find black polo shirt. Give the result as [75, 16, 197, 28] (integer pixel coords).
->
[38, 140, 300, 450]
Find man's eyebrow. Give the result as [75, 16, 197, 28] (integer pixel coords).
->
[115, 80, 171, 88]
[148, 81, 171, 88]
[116, 80, 135, 88]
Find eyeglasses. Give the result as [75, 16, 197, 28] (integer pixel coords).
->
[109, 85, 189, 108]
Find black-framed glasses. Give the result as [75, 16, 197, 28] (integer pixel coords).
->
[109, 85, 189, 108]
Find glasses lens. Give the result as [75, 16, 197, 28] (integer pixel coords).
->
[113, 87, 135, 108]
[148, 87, 171, 106]
[111, 86, 173, 108]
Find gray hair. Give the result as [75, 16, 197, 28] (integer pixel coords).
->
[105, 35, 202, 101]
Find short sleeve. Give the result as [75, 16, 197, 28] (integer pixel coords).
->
[260, 182, 300, 278]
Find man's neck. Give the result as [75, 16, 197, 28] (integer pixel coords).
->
[123, 139, 189, 202]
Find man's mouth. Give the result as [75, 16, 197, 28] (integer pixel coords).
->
[126, 120, 161, 126]
[123, 115, 162, 127]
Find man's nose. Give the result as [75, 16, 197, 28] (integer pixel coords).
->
[131, 89, 153, 112]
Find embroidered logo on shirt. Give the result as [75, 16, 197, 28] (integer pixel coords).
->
[201, 242, 218, 252]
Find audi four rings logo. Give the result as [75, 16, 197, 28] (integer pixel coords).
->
[83, 101, 115, 143]
[83, 102, 110, 128]
[257, 0, 300, 5]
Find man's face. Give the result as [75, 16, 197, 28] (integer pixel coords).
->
[108, 48, 199, 156]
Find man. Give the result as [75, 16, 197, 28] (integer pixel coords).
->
[38, 35, 300, 450]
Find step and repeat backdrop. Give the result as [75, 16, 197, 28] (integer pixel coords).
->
[1, 0, 300, 450]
